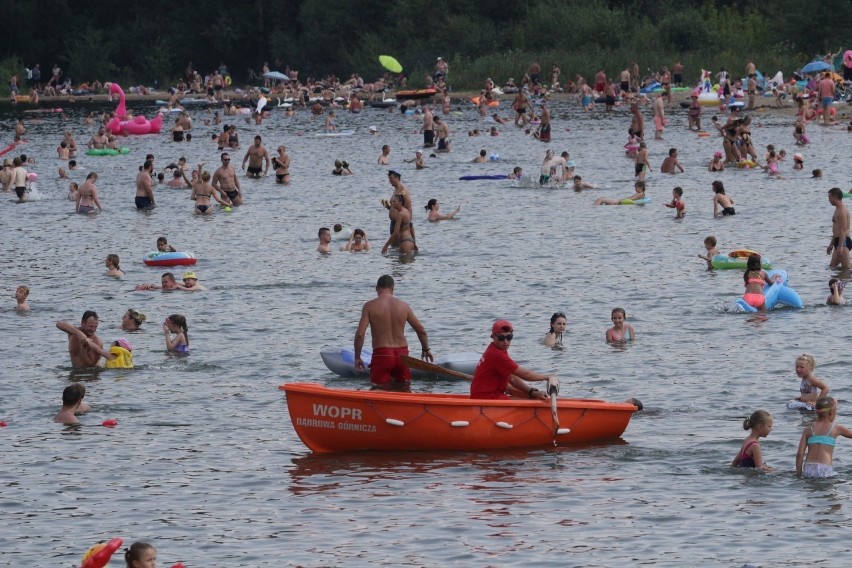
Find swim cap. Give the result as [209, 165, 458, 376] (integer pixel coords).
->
[115, 338, 133, 351]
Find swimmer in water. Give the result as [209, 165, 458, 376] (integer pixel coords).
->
[543, 312, 567, 347]
[163, 314, 189, 353]
[15, 285, 30, 311]
[731, 409, 774, 471]
[425, 198, 460, 221]
[104, 254, 124, 278]
[605, 307, 635, 342]
[595, 181, 645, 206]
[53, 383, 91, 425]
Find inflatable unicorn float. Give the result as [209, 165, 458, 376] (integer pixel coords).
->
[106, 83, 163, 135]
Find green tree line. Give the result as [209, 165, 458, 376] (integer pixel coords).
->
[0, 0, 847, 92]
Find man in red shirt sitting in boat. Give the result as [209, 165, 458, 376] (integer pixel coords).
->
[354, 275, 432, 388]
[470, 320, 557, 400]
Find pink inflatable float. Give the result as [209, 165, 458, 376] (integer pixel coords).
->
[106, 83, 162, 135]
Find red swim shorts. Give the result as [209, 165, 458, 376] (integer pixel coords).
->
[369, 346, 411, 385]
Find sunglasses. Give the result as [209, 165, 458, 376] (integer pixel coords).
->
[494, 333, 514, 341]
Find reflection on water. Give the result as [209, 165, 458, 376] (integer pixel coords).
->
[3, 98, 852, 565]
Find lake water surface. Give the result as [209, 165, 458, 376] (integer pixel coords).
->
[1, 96, 851, 566]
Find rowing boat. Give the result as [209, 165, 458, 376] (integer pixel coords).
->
[280, 382, 638, 452]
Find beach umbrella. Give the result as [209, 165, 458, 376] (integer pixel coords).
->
[263, 71, 290, 81]
[800, 60, 831, 74]
[379, 55, 403, 74]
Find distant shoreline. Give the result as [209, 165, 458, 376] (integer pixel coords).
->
[0, 89, 840, 120]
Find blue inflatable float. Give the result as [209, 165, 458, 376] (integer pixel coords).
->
[735, 269, 804, 312]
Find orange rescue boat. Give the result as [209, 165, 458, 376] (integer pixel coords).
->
[281, 383, 638, 453]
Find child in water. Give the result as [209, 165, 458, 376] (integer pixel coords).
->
[698, 235, 720, 269]
[594, 181, 645, 206]
[105, 338, 134, 369]
[712, 180, 735, 217]
[827, 278, 847, 305]
[708, 151, 724, 172]
[15, 285, 30, 311]
[796, 396, 852, 478]
[125, 541, 157, 568]
[156, 237, 177, 252]
[731, 409, 774, 471]
[605, 307, 635, 342]
[741, 253, 780, 312]
[664, 186, 685, 218]
[163, 314, 189, 353]
[787, 354, 829, 411]
[104, 254, 124, 278]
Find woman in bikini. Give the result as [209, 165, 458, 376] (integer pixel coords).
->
[382, 194, 417, 255]
[187, 164, 228, 215]
[272, 145, 290, 185]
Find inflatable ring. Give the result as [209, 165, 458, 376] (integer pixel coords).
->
[143, 251, 197, 267]
[85, 147, 130, 156]
[728, 249, 760, 259]
[81, 537, 123, 568]
[619, 197, 651, 205]
[225, 75, 232, 86]
[737, 160, 756, 169]
[697, 131, 711, 137]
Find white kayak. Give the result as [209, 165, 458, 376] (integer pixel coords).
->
[320, 347, 480, 379]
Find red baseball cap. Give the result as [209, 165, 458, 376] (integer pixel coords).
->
[491, 320, 513, 335]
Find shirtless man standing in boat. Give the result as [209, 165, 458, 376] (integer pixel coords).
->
[354, 274, 432, 387]
[56, 311, 114, 368]
[212, 152, 243, 206]
[241, 135, 270, 178]
[827, 187, 851, 269]
[135, 161, 156, 210]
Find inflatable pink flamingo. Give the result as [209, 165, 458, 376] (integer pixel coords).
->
[106, 83, 163, 135]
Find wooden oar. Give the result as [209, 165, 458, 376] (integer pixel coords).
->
[401, 355, 473, 380]
[400, 355, 526, 398]
[547, 377, 560, 446]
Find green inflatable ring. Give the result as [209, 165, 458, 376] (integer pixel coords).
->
[85, 147, 130, 156]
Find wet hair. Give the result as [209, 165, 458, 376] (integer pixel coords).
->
[768, 150, 776, 159]
[766, 144, 775, 152]
[60, 141, 67, 148]
[672, 186, 683, 197]
[17, 285, 29, 297]
[479, 149, 486, 156]
[829, 278, 844, 292]
[353, 228, 365, 237]
[69, 160, 77, 167]
[668, 148, 677, 156]
[127, 309, 146, 326]
[812, 169, 822, 178]
[514, 167, 523, 174]
[81, 310, 98, 323]
[86, 171, 98, 180]
[161, 272, 176, 283]
[634, 180, 645, 191]
[743, 254, 763, 284]
[611, 307, 626, 319]
[185, 133, 192, 142]
[376, 274, 394, 290]
[62, 383, 86, 406]
[712, 180, 725, 194]
[796, 353, 816, 371]
[549, 312, 567, 333]
[166, 314, 189, 345]
[125, 542, 155, 567]
[106, 254, 120, 268]
[704, 236, 717, 246]
[742, 409, 772, 430]
[318, 227, 330, 237]
[828, 187, 843, 200]
[425, 198, 438, 211]
[815, 396, 836, 417]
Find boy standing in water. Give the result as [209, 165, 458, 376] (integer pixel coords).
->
[634, 142, 650, 182]
[15, 285, 30, 311]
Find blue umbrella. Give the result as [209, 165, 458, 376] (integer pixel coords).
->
[263, 71, 290, 81]
[800, 60, 831, 74]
